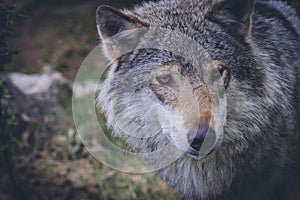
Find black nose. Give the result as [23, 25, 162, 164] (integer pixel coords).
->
[186, 125, 209, 154]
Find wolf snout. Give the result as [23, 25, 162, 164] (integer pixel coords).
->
[186, 124, 209, 155]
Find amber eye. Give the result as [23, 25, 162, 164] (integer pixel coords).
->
[156, 74, 174, 85]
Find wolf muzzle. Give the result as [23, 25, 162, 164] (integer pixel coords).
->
[186, 124, 209, 156]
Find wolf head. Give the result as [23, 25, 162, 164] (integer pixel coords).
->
[96, 0, 256, 158]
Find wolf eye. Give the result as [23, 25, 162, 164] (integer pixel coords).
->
[156, 74, 174, 86]
[211, 68, 221, 79]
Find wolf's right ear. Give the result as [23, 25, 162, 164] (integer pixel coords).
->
[96, 6, 147, 61]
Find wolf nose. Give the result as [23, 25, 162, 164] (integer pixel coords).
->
[186, 125, 209, 155]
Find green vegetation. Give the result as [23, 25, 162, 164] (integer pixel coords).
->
[0, 1, 24, 71]
[0, 80, 18, 160]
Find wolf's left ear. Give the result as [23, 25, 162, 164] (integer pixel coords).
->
[96, 6, 147, 61]
[210, 0, 255, 38]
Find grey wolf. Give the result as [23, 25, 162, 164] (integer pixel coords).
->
[96, 0, 300, 199]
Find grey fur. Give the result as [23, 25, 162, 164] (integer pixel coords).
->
[96, 0, 300, 199]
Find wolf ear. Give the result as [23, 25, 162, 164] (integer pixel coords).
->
[96, 5, 147, 61]
[210, 0, 255, 38]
